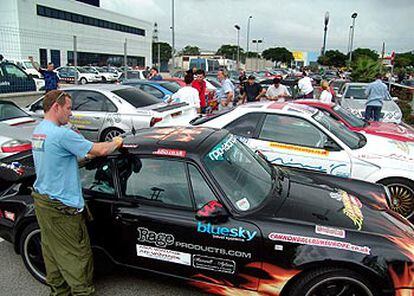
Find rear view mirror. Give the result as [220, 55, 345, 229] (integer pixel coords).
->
[196, 201, 228, 222]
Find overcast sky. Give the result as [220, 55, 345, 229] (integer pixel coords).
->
[101, 0, 413, 54]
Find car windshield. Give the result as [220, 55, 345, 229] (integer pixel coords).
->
[23, 61, 38, 69]
[344, 85, 368, 99]
[76, 67, 89, 73]
[158, 82, 180, 93]
[112, 87, 160, 108]
[313, 111, 363, 149]
[333, 105, 366, 128]
[0, 102, 30, 121]
[203, 134, 272, 212]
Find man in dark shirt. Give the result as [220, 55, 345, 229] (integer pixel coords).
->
[242, 75, 265, 104]
[29, 56, 59, 93]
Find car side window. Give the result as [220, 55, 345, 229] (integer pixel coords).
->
[72, 91, 108, 112]
[140, 84, 164, 99]
[259, 114, 327, 148]
[122, 158, 193, 209]
[3, 64, 29, 79]
[225, 113, 263, 138]
[318, 108, 340, 121]
[188, 164, 217, 209]
[80, 158, 115, 196]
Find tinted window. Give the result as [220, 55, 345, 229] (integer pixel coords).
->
[259, 114, 327, 148]
[333, 105, 365, 128]
[0, 102, 30, 121]
[80, 158, 115, 195]
[112, 88, 160, 108]
[3, 64, 29, 79]
[72, 91, 108, 112]
[140, 84, 164, 99]
[158, 82, 180, 93]
[123, 158, 192, 209]
[188, 165, 217, 209]
[344, 85, 368, 99]
[225, 113, 263, 138]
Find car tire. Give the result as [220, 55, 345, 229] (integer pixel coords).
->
[287, 267, 377, 296]
[379, 178, 414, 219]
[19, 222, 47, 284]
[101, 77, 107, 83]
[80, 77, 87, 85]
[101, 128, 124, 142]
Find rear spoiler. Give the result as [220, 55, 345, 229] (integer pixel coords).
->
[152, 102, 189, 112]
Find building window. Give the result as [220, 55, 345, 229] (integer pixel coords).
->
[36, 5, 145, 37]
[39, 49, 47, 68]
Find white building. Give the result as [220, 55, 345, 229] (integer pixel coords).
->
[0, 0, 152, 68]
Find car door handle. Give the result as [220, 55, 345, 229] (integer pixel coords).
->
[115, 214, 139, 224]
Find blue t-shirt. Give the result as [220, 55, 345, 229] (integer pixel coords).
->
[32, 120, 93, 209]
[39, 69, 59, 91]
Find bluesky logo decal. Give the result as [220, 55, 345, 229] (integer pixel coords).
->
[197, 222, 257, 241]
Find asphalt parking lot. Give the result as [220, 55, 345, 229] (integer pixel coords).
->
[0, 239, 206, 296]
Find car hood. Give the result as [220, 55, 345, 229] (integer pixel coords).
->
[362, 122, 414, 142]
[0, 120, 38, 141]
[341, 99, 401, 122]
[264, 168, 413, 237]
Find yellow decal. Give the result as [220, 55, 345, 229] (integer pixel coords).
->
[269, 142, 329, 156]
[341, 191, 364, 231]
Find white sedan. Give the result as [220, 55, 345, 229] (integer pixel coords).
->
[195, 101, 414, 219]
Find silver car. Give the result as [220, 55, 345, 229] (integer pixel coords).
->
[26, 85, 197, 141]
[337, 82, 402, 123]
[0, 100, 38, 159]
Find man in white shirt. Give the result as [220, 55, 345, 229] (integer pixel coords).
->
[171, 74, 200, 115]
[265, 77, 291, 102]
[298, 71, 314, 98]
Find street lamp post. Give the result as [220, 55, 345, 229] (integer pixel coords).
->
[349, 12, 358, 66]
[322, 11, 329, 55]
[252, 39, 262, 71]
[171, 0, 175, 73]
[246, 16, 252, 53]
[234, 24, 240, 70]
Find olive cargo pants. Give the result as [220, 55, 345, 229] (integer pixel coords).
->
[32, 191, 95, 296]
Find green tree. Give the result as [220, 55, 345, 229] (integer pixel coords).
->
[261, 47, 294, 64]
[179, 45, 200, 55]
[317, 50, 347, 67]
[350, 48, 379, 62]
[152, 42, 172, 64]
[350, 57, 381, 82]
[216, 44, 244, 59]
[394, 52, 414, 68]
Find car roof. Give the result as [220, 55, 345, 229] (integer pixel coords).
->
[121, 126, 227, 156]
[295, 99, 334, 107]
[61, 84, 134, 91]
[235, 101, 318, 117]
[346, 82, 368, 86]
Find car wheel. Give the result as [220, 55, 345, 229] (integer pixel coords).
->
[380, 178, 414, 219]
[102, 77, 107, 83]
[101, 128, 124, 142]
[288, 268, 376, 296]
[80, 77, 87, 85]
[19, 223, 46, 284]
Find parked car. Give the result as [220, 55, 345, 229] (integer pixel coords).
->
[117, 70, 149, 82]
[55, 66, 101, 84]
[26, 85, 196, 142]
[329, 78, 350, 95]
[0, 61, 36, 94]
[336, 82, 402, 123]
[296, 100, 414, 142]
[84, 66, 118, 83]
[401, 79, 414, 88]
[1, 127, 413, 296]
[195, 101, 414, 220]
[7, 59, 43, 79]
[0, 100, 38, 159]
[121, 80, 177, 102]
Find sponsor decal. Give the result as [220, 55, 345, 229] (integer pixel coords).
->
[137, 227, 174, 247]
[153, 148, 187, 157]
[315, 225, 346, 239]
[192, 255, 236, 274]
[329, 190, 364, 231]
[144, 127, 207, 143]
[208, 135, 237, 161]
[197, 222, 257, 242]
[32, 134, 46, 151]
[0, 81, 11, 86]
[235, 198, 250, 211]
[175, 241, 252, 259]
[197, 201, 223, 217]
[274, 245, 284, 251]
[123, 144, 139, 148]
[268, 232, 371, 255]
[269, 142, 329, 156]
[4, 211, 15, 221]
[136, 244, 191, 266]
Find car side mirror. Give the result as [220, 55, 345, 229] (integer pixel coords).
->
[196, 201, 228, 222]
[30, 104, 40, 112]
[324, 138, 342, 151]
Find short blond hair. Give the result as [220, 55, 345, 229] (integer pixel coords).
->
[321, 80, 329, 90]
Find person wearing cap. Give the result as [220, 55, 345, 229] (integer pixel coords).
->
[242, 75, 265, 104]
[31, 90, 123, 295]
[266, 77, 291, 102]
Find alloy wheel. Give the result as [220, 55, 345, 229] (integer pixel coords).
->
[24, 229, 46, 282]
[305, 277, 373, 296]
[387, 183, 414, 218]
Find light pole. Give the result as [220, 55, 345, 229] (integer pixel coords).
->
[234, 24, 240, 70]
[171, 0, 175, 73]
[347, 25, 353, 55]
[246, 16, 252, 53]
[349, 12, 358, 66]
[322, 11, 329, 55]
[252, 39, 262, 71]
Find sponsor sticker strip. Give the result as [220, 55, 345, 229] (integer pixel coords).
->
[136, 244, 191, 266]
[268, 232, 371, 255]
[315, 225, 346, 239]
[269, 142, 329, 156]
[192, 255, 236, 274]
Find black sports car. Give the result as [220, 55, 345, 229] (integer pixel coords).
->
[0, 127, 413, 296]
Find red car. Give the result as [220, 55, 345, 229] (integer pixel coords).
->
[296, 100, 414, 142]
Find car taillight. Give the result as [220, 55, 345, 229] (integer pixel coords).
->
[1, 140, 32, 153]
[150, 117, 163, 127]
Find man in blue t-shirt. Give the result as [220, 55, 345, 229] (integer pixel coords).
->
[29, 56, 59, 93]
[31, 90, 123, 295]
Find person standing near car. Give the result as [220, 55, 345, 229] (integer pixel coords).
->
[242, 75, 265, 104]
[266, 77, 291, 102]
[192, 69, 207, 113]
[364, 73, 391, 121]
[31, 90, 123, 296]
[216, 70, 234, 111]
[147, 67, 163, 81]
[171, 74, 200, 115]
[319, 80, 333, 103]
[29, 56, 59, 93]
[298, 71, 314, 98]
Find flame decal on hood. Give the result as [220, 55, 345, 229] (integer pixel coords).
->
[389, 264, 414, 294]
